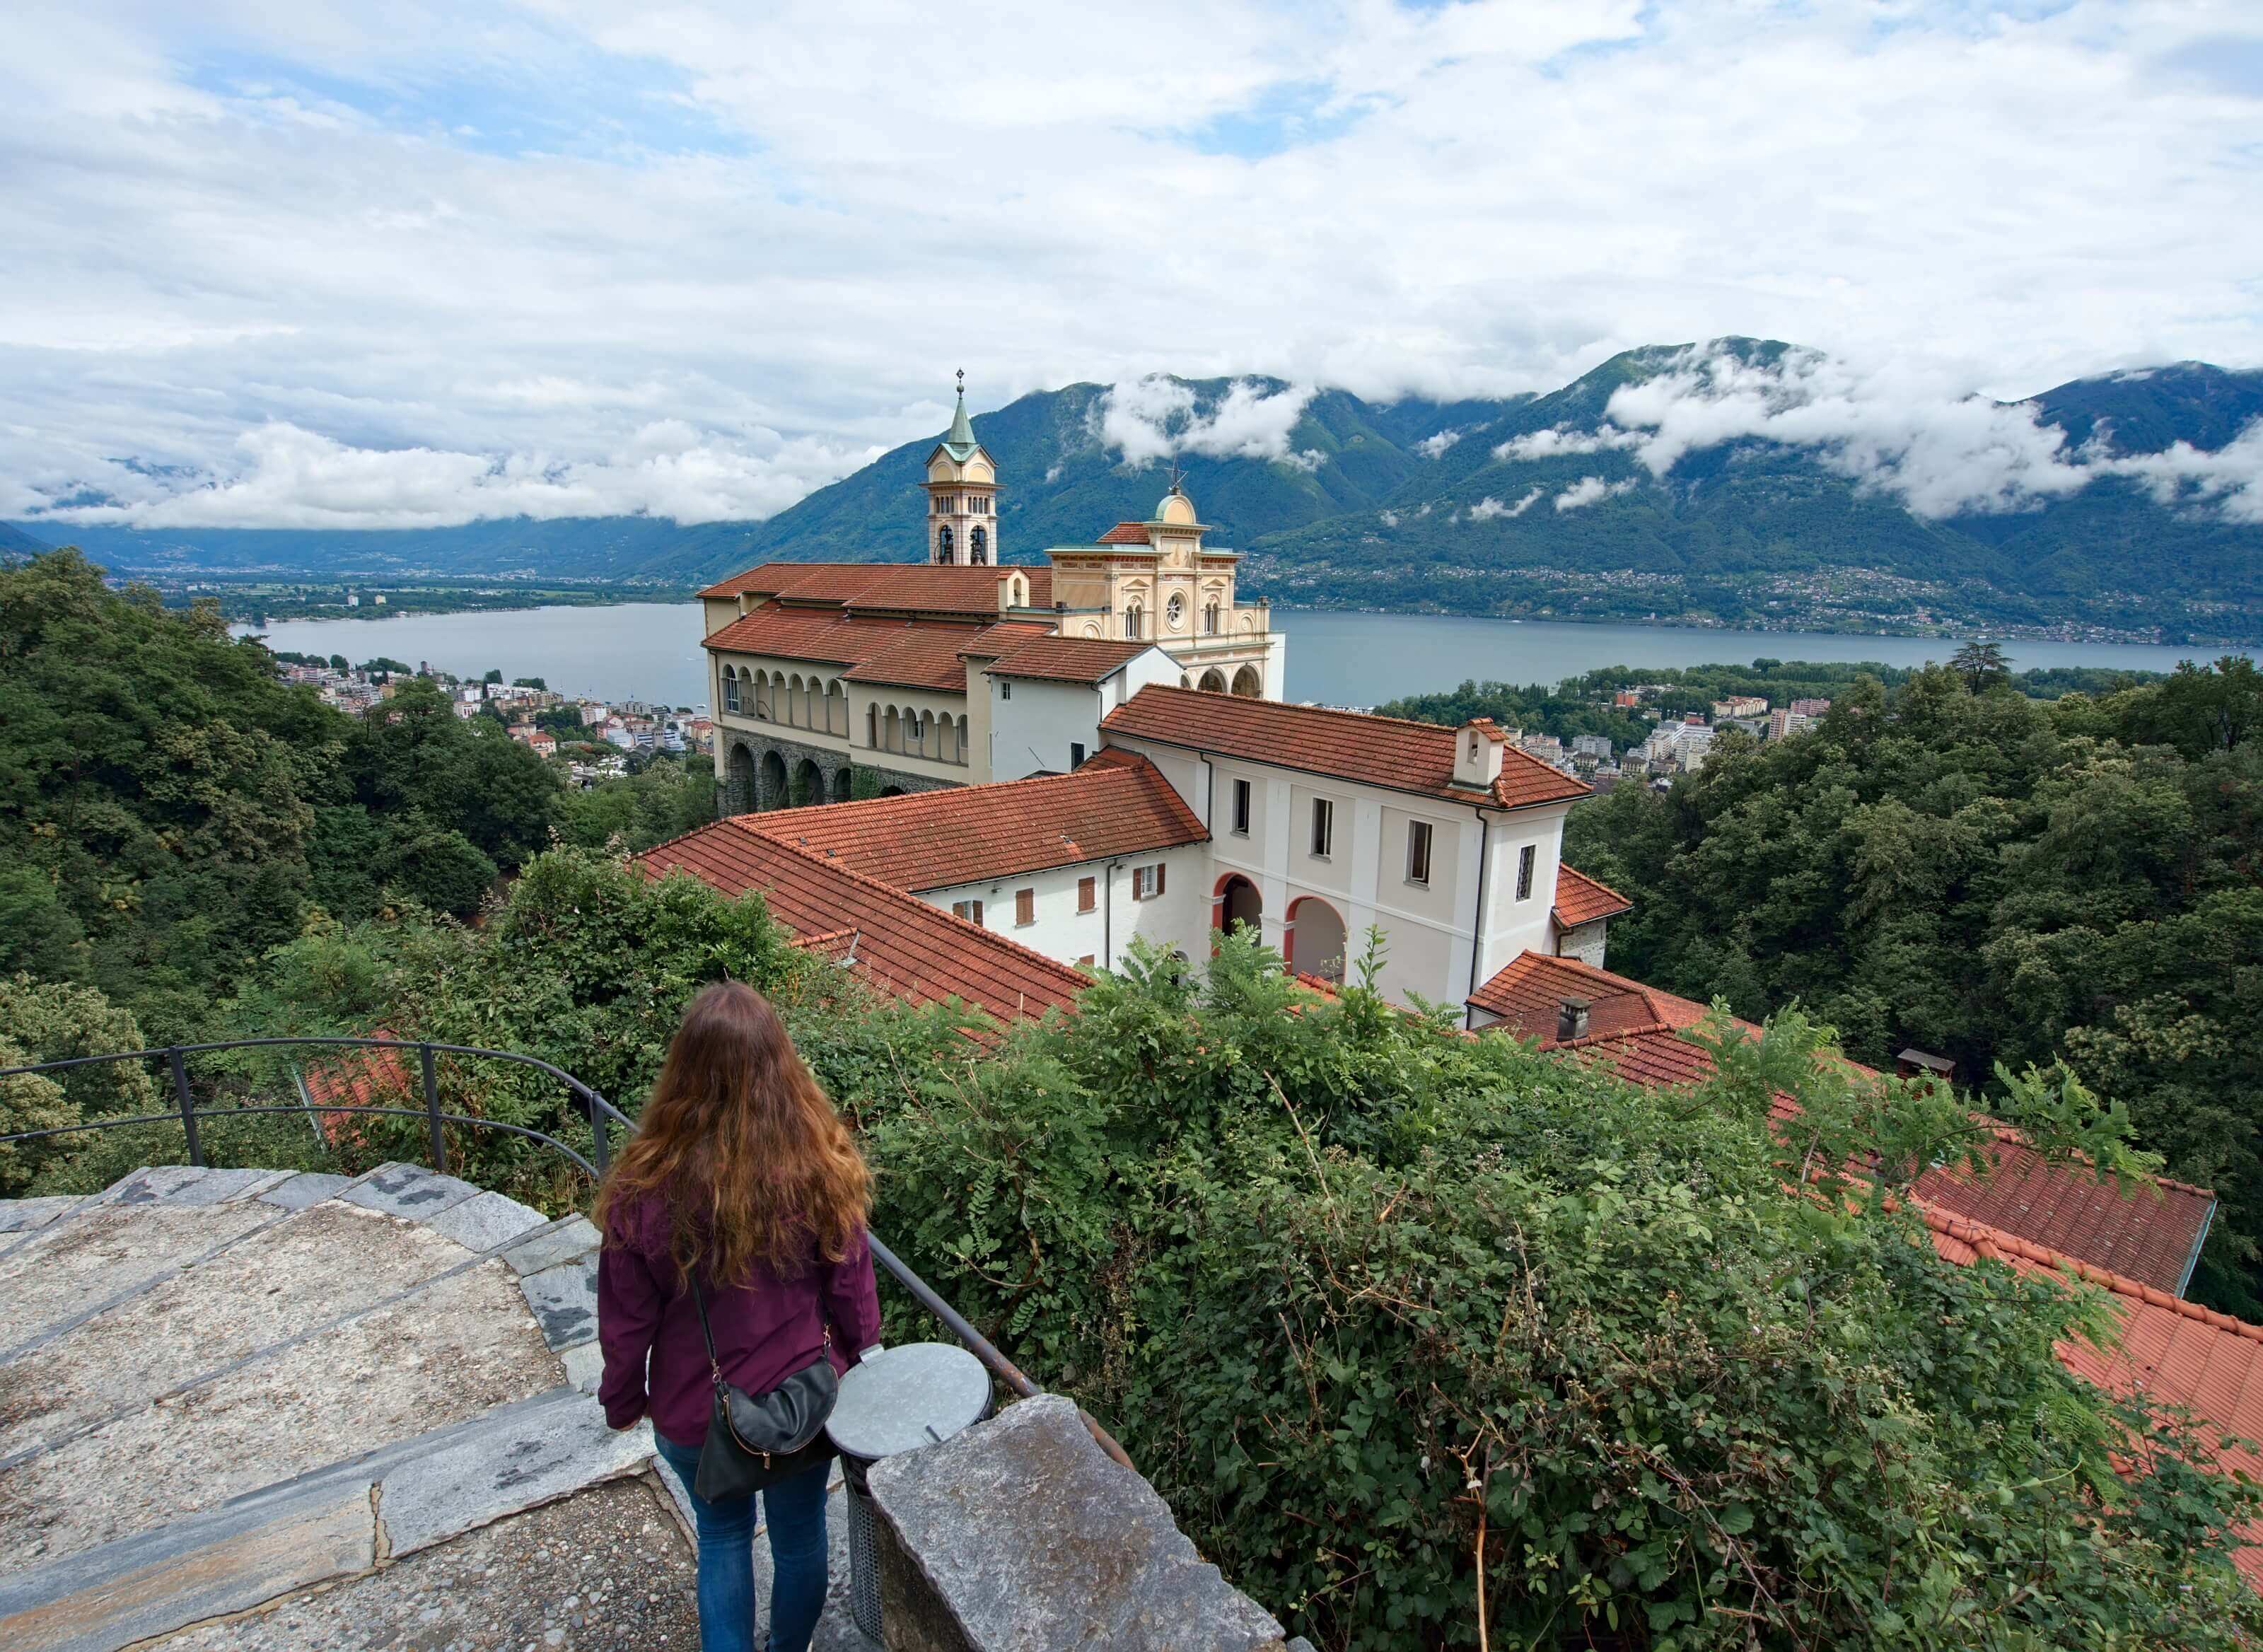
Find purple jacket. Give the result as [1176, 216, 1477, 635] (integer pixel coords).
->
[596, 1194, 883, 1448]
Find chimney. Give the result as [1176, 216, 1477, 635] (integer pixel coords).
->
[1555, 997, 1591, 1042]
[1451, 718, 1508, 791]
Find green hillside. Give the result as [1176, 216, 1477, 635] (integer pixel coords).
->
[16, 346, 2262, 640]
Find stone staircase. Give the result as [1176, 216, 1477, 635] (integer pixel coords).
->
[0, 1163, 735, 1651]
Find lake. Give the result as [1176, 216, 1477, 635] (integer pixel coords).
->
[235, 603, 2229, 712]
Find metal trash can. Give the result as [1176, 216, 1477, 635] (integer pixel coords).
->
[826, 1343, 991, 1643]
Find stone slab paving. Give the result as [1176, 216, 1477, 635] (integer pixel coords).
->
[0, 1204, 284, 1349]
[0, 1201, 485, 1460]
[155, 1476, 702, 1652]
[426, 1190, 550, 1254]
[257, 1172, 354, 1212]
[379, 1390, 653, 1557]
[496, 1218, 600, 1279]
[519, 1256, 598, 1351]
[0, 1478, 376, 1652]
[0, 1199, 85, 1235]
[345, 1163, 484, 1221]
[0, 1262, 557, 1566]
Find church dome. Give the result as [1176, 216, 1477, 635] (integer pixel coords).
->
[1156, 486, 1199, 525]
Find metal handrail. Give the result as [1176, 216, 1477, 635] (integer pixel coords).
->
[0, 1035, 1134, 1470]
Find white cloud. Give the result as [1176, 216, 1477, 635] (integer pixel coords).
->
[1378, 508, 1399, 526]
[1554, 476, 1636, 511]
[3, 1, 2263, 530]
[1494, 426, 1642, 462]
[1465, 487, 1544, 520]
[1093, 377, 1316, 468]
[34, 421, 877, 530]
[1416, 428, 1465, 458]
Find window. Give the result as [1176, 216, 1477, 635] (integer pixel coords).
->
[937, 526, 955, 562]
[952, 899, 984, 925]
[999, 681, 1012, 701]
[1124, 604, 1144, 639]
[1310, 798, 1334, 859]
[971, 527, 988, 564]
[1167, 593, 1184, 629]
[1132, 862, 1167, 901]
[1516, 844, 1536, 901]
[1077, 876, 1096, 912]
[1015, 888, 1035, 926]
[1204, 601, 1220, 636]
[1231, 777, 1251, 834]
[722, 670, 740, 714]
[1407, 820, 1433, 886]
[1069, 741, 1086, 768]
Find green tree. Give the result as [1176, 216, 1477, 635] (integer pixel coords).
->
[1950, 637, 2012, 692]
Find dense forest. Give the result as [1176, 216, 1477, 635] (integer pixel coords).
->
[6, 547, 2262, 1646]
[0, 549, 713, 1043]
[1558, 656, 2263, 1311]
[1374, 658, 2158, 750]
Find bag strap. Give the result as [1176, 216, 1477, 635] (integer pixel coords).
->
[687, 1269, 832, 1392]
[687, 1271, 726, 1387]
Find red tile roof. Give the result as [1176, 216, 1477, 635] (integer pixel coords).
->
[1101, 687, 1589, 812]
[984, 636, 1161, 684]
[638, 824, 1086, 1027]
[698, 562, 1052, 615]
[743, 756, 1206, 892]
[703, 603, 1052, 692]
[1919, 1206, 2263, 1591]
[1552, 864, 1634, 929]
[1470, 950, 2218, 1296]
[1095, 522, 1151, 545]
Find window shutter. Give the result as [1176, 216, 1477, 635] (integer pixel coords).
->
[1155, 861, 1165, 895]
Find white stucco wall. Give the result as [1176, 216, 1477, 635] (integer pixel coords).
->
[914, 842, 1208, 972]
[1099, 730, 1571, 1010]
[986, 650, 1181, 782]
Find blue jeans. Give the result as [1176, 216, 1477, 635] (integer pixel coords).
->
[653, 1434, 831, 1652]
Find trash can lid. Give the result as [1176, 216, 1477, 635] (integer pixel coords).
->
[826, 1342, 991, 1462]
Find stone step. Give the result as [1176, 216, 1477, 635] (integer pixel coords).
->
[0, 1385, 654, 1652]
[0, 1165, 572, 1570]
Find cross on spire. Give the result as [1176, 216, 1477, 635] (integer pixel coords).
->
[1166, 456, 1185, 494]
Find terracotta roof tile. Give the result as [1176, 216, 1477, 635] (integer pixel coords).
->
[1470, 949, 2217, 1296]
[1095, 522, 1151, 545]
[744, 756, 1205, 891]
[1916, 1205, 2263, 1590]
[984, 636, 1160, 684]
[1552, 864, 1634, 928]
[638, 824, 1086, 1027]
[1102, 687, 1588, 812]
[698, 561, 1052, 614]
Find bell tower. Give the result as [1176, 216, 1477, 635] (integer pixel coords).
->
[924, 370, 999, 565]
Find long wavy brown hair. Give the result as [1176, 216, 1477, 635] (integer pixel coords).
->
[594, 981, 871, 1286]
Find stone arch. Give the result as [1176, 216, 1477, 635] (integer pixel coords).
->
[787, 673, 805, 726]
[725, 742, 756, 814]
[919, 709, 937, 760]
[759, 749, 789, 811]
[883, 706, 900, 753]
[937, 525, 955, 562]
[828, 680, 847, 735]
[1214, 873, 1262, 936]
[941, 715, 959, 765]
[879, 785, 906, 798]
[956, 714, 970, 762]
[970, 526, 988, 564]
[867, 705, 878, 748]
[1231, 665, 1262, 698]
[754, 670, 774, 719]
[793, 756, 823, 807]
[1284, 895, 1346, 982]
[1198, 668, 1228, 693]
[1124, 602, 1145, 639]
[832, 767, 854, 802]
[1082, 622, 1102, 638]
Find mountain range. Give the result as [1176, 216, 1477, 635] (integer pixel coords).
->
[16, 341, 2263, 641]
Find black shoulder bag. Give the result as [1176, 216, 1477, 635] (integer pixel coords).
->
[687, 1274, 839, 1501]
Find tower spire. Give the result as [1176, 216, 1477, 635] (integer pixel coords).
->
[944, 368, 976, 453]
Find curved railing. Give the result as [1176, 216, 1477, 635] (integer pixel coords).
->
[0, 1036, 1132, 1468]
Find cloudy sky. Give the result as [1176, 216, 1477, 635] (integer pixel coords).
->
[4, 0, 2261, 530]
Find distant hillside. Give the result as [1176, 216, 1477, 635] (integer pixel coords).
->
[16, 347, 2262, 640]
[0, 521, 50, 555]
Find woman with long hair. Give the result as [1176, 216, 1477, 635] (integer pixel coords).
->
[595, 980, 880, 1652]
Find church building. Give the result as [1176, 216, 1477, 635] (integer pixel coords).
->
[701, 376, 1286, 811]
